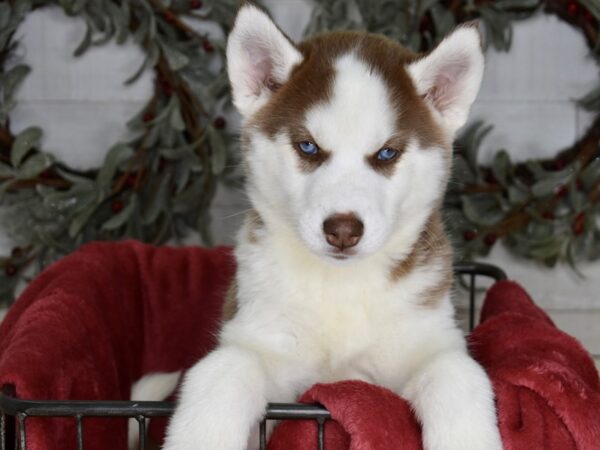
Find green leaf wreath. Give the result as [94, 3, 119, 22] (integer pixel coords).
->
[0, 0, 598, 305]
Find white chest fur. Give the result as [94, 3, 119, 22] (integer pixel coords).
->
[220, 227, 463, 395]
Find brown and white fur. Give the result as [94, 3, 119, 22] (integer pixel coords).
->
[161, 4, 502, 450]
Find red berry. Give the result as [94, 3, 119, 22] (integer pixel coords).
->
[484, 233, 497, 246]
[213, 116, 226, 129]
[553, 159, 566, 171]
[567, 1, 580, 16]
[463, 230, 478, 241]
[554, 184, 568, 198]
[419, 14, 431, 32]
[40, 169, 53, 179]
[203, 40, 214, 53]
[143, 112, 155, 123]
[542, 211, 555, 220]
[484, 171, 497, 185]
[11, 247, 22, 257]
[164, 11, 176, 24]
[190, 0, 202, 9]
[4, 265, 17, 277]
[584, 10, 596, 22]
[572, 212, 586, 235]
[125, 174, 137, 188]
[162, 82, 174, 96]
[111, 200, 124, 213]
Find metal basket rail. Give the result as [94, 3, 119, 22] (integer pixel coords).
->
[0, 262, 506, 450]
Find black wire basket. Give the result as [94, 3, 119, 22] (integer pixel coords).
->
[0, 262, 506, 450]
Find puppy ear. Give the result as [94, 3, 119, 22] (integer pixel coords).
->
[407, 25, 484, 135]
[226, 4, 303, 117]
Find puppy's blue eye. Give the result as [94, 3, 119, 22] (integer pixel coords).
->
[376, 147, 398, 161]
[298, 141, 319, 155]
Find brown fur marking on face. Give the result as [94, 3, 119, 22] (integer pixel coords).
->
[247, 31, 450, 176]
[222, 280, 239, 323]
[390, 212, 453, 308]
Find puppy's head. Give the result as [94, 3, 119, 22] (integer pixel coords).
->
[227, 4, 483, 262]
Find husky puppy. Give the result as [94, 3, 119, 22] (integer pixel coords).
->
[164, 4, 502, 450]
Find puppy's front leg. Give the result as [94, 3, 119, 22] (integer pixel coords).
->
[403, 350, 502, 450]
[163, 345, 268, 450]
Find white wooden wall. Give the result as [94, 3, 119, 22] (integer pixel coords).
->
[2, 3, 599, 358]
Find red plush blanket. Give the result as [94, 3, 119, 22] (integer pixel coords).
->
[0, 241, 598, 450]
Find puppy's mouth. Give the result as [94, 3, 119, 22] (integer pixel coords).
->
[324, 248, 358, 261]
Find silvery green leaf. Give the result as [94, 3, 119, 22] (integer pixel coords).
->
[578, 85, 600, 111]
[106, 1, 129, 45]
[11, 126, 42, 167]
[0, 162, 14, 177]
[493, 0, 541, 10]
[174, 179, 203, 213]
[525, 160, 547, 178]
[196, 210, 213, 246]
[133, 11, 149, 44]
[144, 124, 163, 148]
[169, 100, 186, 131]
[580, 157, 600, 190]
[529, 162, 577, 196]
[491, 150, 510, 186]
[508, 185, 528, 205]
[568, 188, 586, 213]
[54, 167, 95, 185]
[74, 20, 93, 56]
[160, 122, 177, 148]
[68, 202, 98, 237]
[160, 145, 193, 160]
[84, 4, 108, 32]
[416, 0, 440, 17]
[148, 14, 157, 41]
[126, 104, 152, 130]
[125, 42, 160, 84]
[102, 195, 137, 230]
[41, 184, 95, 213]
[461, 194, 504, 227]
[66, 0, 88, 15]
[457, 121, 493, 172]
[150, 96, 177, 125]
[206, 74, 229, 98]
[0, 3, 11, 30]
[159, 41, 190, 71]
[207, 127, 227, 175]
[450, 157, 475, 186]
[0, 23, 19, 51]
[91, 17, 116, 46]
[531, 177, 561, 197]
[96, 143, 134, 194]
[12, 0, 31, 18]
[579, 0, 600, 20]
[142, 174, 170, 225]
[0, 179, 14, 196]
[174, 159, 191, 193]
[430, 4, 455, 40]
[17, 153, 53, 179]
[479, 7, 512, 51]
[2, 65, 31, 103]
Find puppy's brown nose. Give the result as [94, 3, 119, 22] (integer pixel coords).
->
[323, 213, 364, 251]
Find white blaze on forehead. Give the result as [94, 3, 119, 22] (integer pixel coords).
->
[305, 53, 397, 157]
